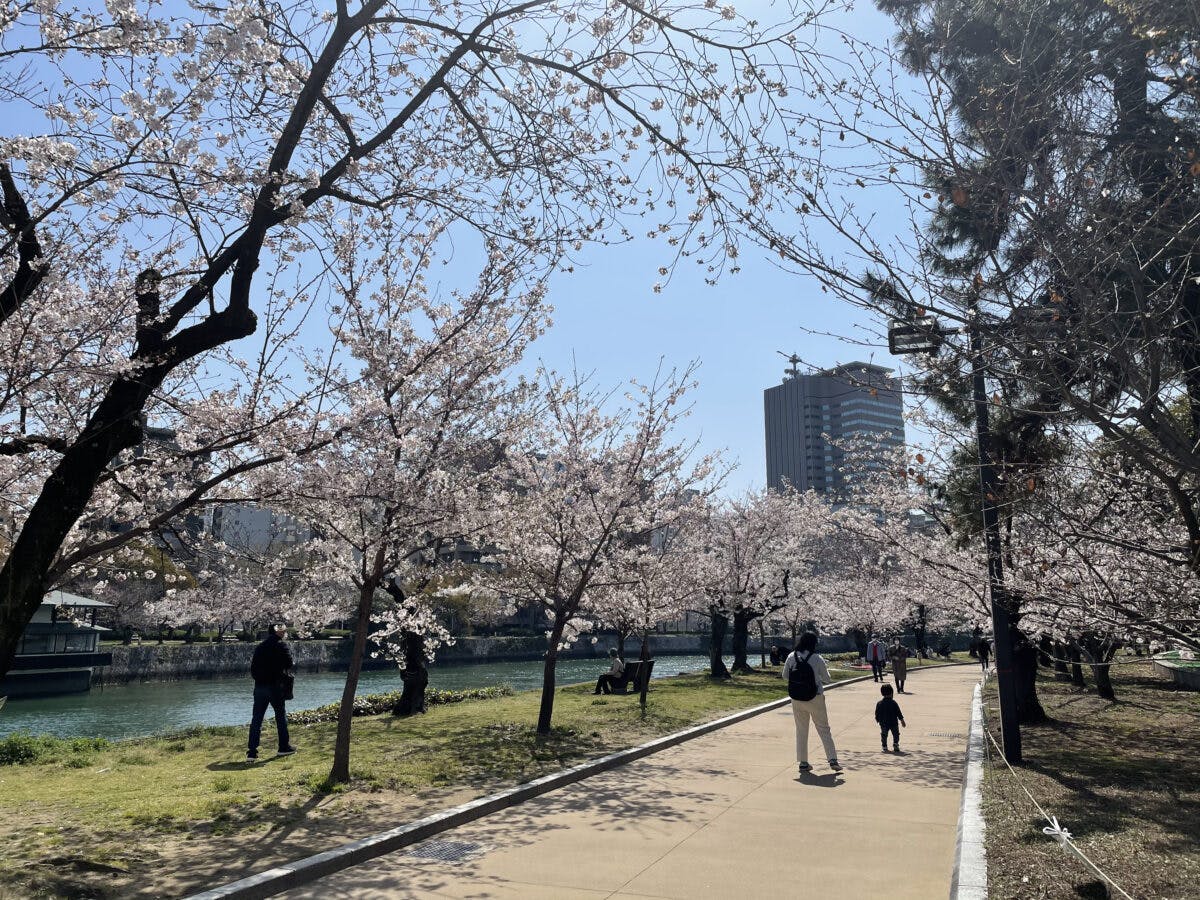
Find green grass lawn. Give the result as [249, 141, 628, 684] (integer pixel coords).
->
[981, 661, 1200, 899]
[0, 667, 828, 898]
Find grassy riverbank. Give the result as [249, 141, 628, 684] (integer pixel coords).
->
[0, 667, 826, 899]
[981, 660, 1200, 899]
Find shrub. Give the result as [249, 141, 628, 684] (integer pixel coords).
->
[290, 685, 513, 725]
[0, 732, 110, 766]
[0, 732, 42, 765]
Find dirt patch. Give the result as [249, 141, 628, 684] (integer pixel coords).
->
[981, 662, 1200, 899]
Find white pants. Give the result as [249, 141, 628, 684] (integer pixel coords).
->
[791, 694, 837, 763]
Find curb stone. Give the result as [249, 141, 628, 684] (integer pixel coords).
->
[950, 680, 988, 900]
[186, 664, 964, 900]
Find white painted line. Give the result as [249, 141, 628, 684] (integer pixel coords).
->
[950, 680, 988, 900]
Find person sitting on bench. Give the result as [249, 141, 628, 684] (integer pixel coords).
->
[594, 648, 625, 695]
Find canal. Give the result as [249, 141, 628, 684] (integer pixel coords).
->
[0, 655, 713, 740]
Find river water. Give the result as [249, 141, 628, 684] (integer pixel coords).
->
[0, 654, 712, 740]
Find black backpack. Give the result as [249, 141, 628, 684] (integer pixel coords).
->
[788, 651, 819, 701]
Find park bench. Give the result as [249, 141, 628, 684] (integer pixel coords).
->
[611, 658, 655, 694]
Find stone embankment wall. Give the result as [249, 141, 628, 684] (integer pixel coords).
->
[96, 632, 752, 684]
[97, 640, 355, 684]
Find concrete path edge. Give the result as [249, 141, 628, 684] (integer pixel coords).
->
[949, 679, 988, 900]
[185, 664, 963, 900]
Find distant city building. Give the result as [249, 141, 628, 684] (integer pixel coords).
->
[764, 360, 905, 494]
[204, 504, 311, 554]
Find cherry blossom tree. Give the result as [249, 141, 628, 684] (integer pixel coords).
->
[983, 434, 1200, 698]
[259, 223, 543, 785]
[590, 493, 713, 704]
[696, 490, 799, 676]
[484, 364, 715, 735]
[747, 1, 1200, 685]
[0, 0, 833, 678]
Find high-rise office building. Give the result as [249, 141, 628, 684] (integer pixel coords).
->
[764, 360, 905, 494]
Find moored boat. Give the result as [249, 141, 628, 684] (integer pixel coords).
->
[0, 592, 113, 698]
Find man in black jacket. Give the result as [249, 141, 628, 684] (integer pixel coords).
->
[247, 624, 296, 760]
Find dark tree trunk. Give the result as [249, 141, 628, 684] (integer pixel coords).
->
[731, 607, 756, 673]
[615, 630, 626, 660]
[913, 604, 927, 659]
[850, 628, 868, 660]
[536, 613, 566, 735]
[637, 631, 651, 709]
[1036, 635, 1052, 668]
[1091, 655, 1115, 700]
[0, 291, 256, 679]
[329, 578, 377, 785]
[1051, 640, 1072, 682]
[392, 630, 429, 717]
[1012, 632, 1047, 724]
[709, 610, 731, 679]
[383, 582, 430, 717]
[1067, 641, 1087, 688]
[1080, 634, 1117, 701]
[0, 392, 143, 676]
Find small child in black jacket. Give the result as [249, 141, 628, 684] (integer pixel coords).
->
[875, 684, 906, 752]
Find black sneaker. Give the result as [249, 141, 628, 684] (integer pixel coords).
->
[277, 746, 297, 756]
[246, 750, 258, 760]
[881, 744, 889, 752]
[798, 762, 812, 772]
[828, 759, 843, 772]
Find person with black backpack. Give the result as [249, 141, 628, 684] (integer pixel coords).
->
[247, 624, 297, 761]
[782, 632, 841, 773]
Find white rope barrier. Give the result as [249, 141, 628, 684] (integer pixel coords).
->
[979, 675, 1137, 900]
[1029, 652, 1179, 670]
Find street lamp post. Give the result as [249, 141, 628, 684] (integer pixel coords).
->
[889, 308, 1023, 764]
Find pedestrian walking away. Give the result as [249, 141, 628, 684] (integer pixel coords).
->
[783, 632, 841, 773]
[875, 684, 906, 752]
[247, 624, 297, 760]
[594, 648, 625, 695]
[866, 635, 887, 682]
[978, 638, 991, 672]
[889, 639, 909, 693]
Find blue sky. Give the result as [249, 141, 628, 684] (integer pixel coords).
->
[524, 235, 902, 496]
[519, 2, 916, 496]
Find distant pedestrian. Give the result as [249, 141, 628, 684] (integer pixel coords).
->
[866, 635, 887, 682]
[978, 638, 991, 672]
[593, 648, 625, 695]
[769, 644, 781, 665]
[875, 684, 906, 752]
[783, 632, 841, 773]
[248, 624, 296, 760]
[890, 640, 909, 693]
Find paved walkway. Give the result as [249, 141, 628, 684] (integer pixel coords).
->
[284, 664, 980, 900]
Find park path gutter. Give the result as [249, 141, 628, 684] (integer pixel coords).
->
[186, 664, 965, 900]
[949, 680, 988, 900]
